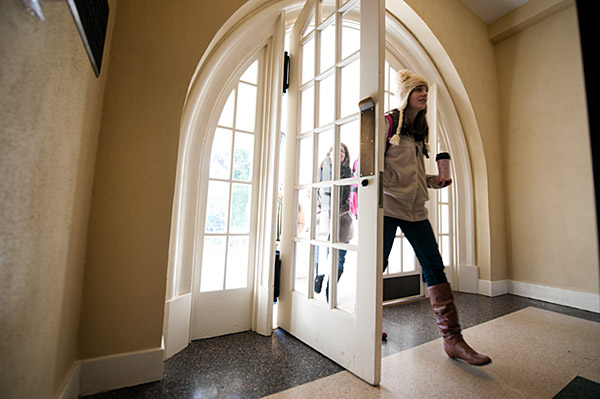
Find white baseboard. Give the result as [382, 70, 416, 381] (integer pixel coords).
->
[79, 347, 164, 396]
[163, 293, 192, 359]
[509, 280, 600, 313]
[55, 362, 80, 399]
[477, 279, 600, 313]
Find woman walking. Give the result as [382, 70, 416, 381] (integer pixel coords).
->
[383, 69, 491, 366]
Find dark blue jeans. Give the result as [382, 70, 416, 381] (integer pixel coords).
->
[383, 216, 448, 287]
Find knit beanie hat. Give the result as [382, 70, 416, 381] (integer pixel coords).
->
[389, 69, 429, 146]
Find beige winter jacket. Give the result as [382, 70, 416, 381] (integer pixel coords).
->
[383, 116, 444, 222]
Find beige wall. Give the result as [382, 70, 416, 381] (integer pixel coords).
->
[78, 0, 247, 358]
[403, 0, 507, 282]
[0, 1, 112, 397]
[497, 5, 599, 293]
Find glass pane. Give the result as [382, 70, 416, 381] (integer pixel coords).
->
[403, 237, 416, 272]
[229, 183, 251, 234]
[294, 242, 310, 295]
[341, 19, 359, 60]
[318, 73, 335, 126]
[301, 36, 315, 85]
[218, 89, 235, 128]
[298, 136, 314, 185]
[337, 184, 355, 244]
[440, 204, 449, 234]
[390, 66, 398, 108]
[440, 184, 449, 202]
[302, 9, 316, 38]
[313, 244, 330, 303]
[336, 248, 356, 314]
[340, 59, 360, 118]
[387, 237, 401, 274]
[233, 132, 254, 181]
[340, 120, 360, 177]
[385, 61, 390, 93]
[316, 129, 334, 183]
[225, 236, 249, 289]
[209, 128, 232, 179]
[200, 236, 226, 292]
[319, 0, 336, 24]
[240, 60, 258, 84]
[236, 82, 257, 132]
[300, 85, 314, 133]
[205, 181, 230, 233]
[316, 185, 331, 241]
[440, 235, 450, 266]
[297, 188, 311, 239]
[320, 21, 336, 73]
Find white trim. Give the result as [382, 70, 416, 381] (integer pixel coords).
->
[163, 293, 192, 359]
[79, 347, 164, 396]
[55, 362, 80, 399]
[477, 279, 600, 313]
[508, 280, 600, 313]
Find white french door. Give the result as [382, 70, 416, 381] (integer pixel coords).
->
[278, 0, 384, 385]
[191, 55, 265, 339]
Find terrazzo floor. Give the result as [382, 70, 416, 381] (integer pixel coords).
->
[82, 293, 600, 399]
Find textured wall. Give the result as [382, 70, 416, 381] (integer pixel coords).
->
[497, 6, 599, 293]
[78, 0, 247, 358]
[0, 1, 112, 397]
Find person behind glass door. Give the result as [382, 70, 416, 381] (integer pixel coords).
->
[382, 69, 491, 366]
[314, 143, 354, 302]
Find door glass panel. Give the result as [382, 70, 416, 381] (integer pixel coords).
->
[233, 132, 254, 181]
[319, 0, 336, 24]
[316, 129, 334, 183]
[403, 237, 416, 272]
[205, 181, 230, 233]
[236, 82, 257, 131]
[229, 183, 251, 233]
[387, 238, 401, 274]
[440, 235, 450, 266]
[298, 136, 314, 185]
[200, 236, 226, 292]
[340, 120, 360, 179]
[337, 184, 354, 243]
[302, 36, 315, 85]
[209, 128, 232, 179]
[340, 59, 360, 118]
[297, 188, 311, 239]
[440, 204, 449, 234]
[225, 237, 249, 289]
[300, 85, 314, 133]
[341, 17, 359, 59]
[313, 244, 330, 303]
[294, 242, 310, 294]
[336, 248, 356, 313]
[320, 20, 336, 73]
[316, 184, 332, 240]
[302, 10, 316, 38]
[318, 73, 335, 126]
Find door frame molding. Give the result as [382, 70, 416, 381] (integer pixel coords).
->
[164, 0, 485, 360]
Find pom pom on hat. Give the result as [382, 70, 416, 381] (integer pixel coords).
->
[389, 69, 429, 146]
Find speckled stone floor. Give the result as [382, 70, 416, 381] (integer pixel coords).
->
[82, 294, 600, 399]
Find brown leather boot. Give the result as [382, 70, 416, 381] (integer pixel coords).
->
[428, 283, 491, 366]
